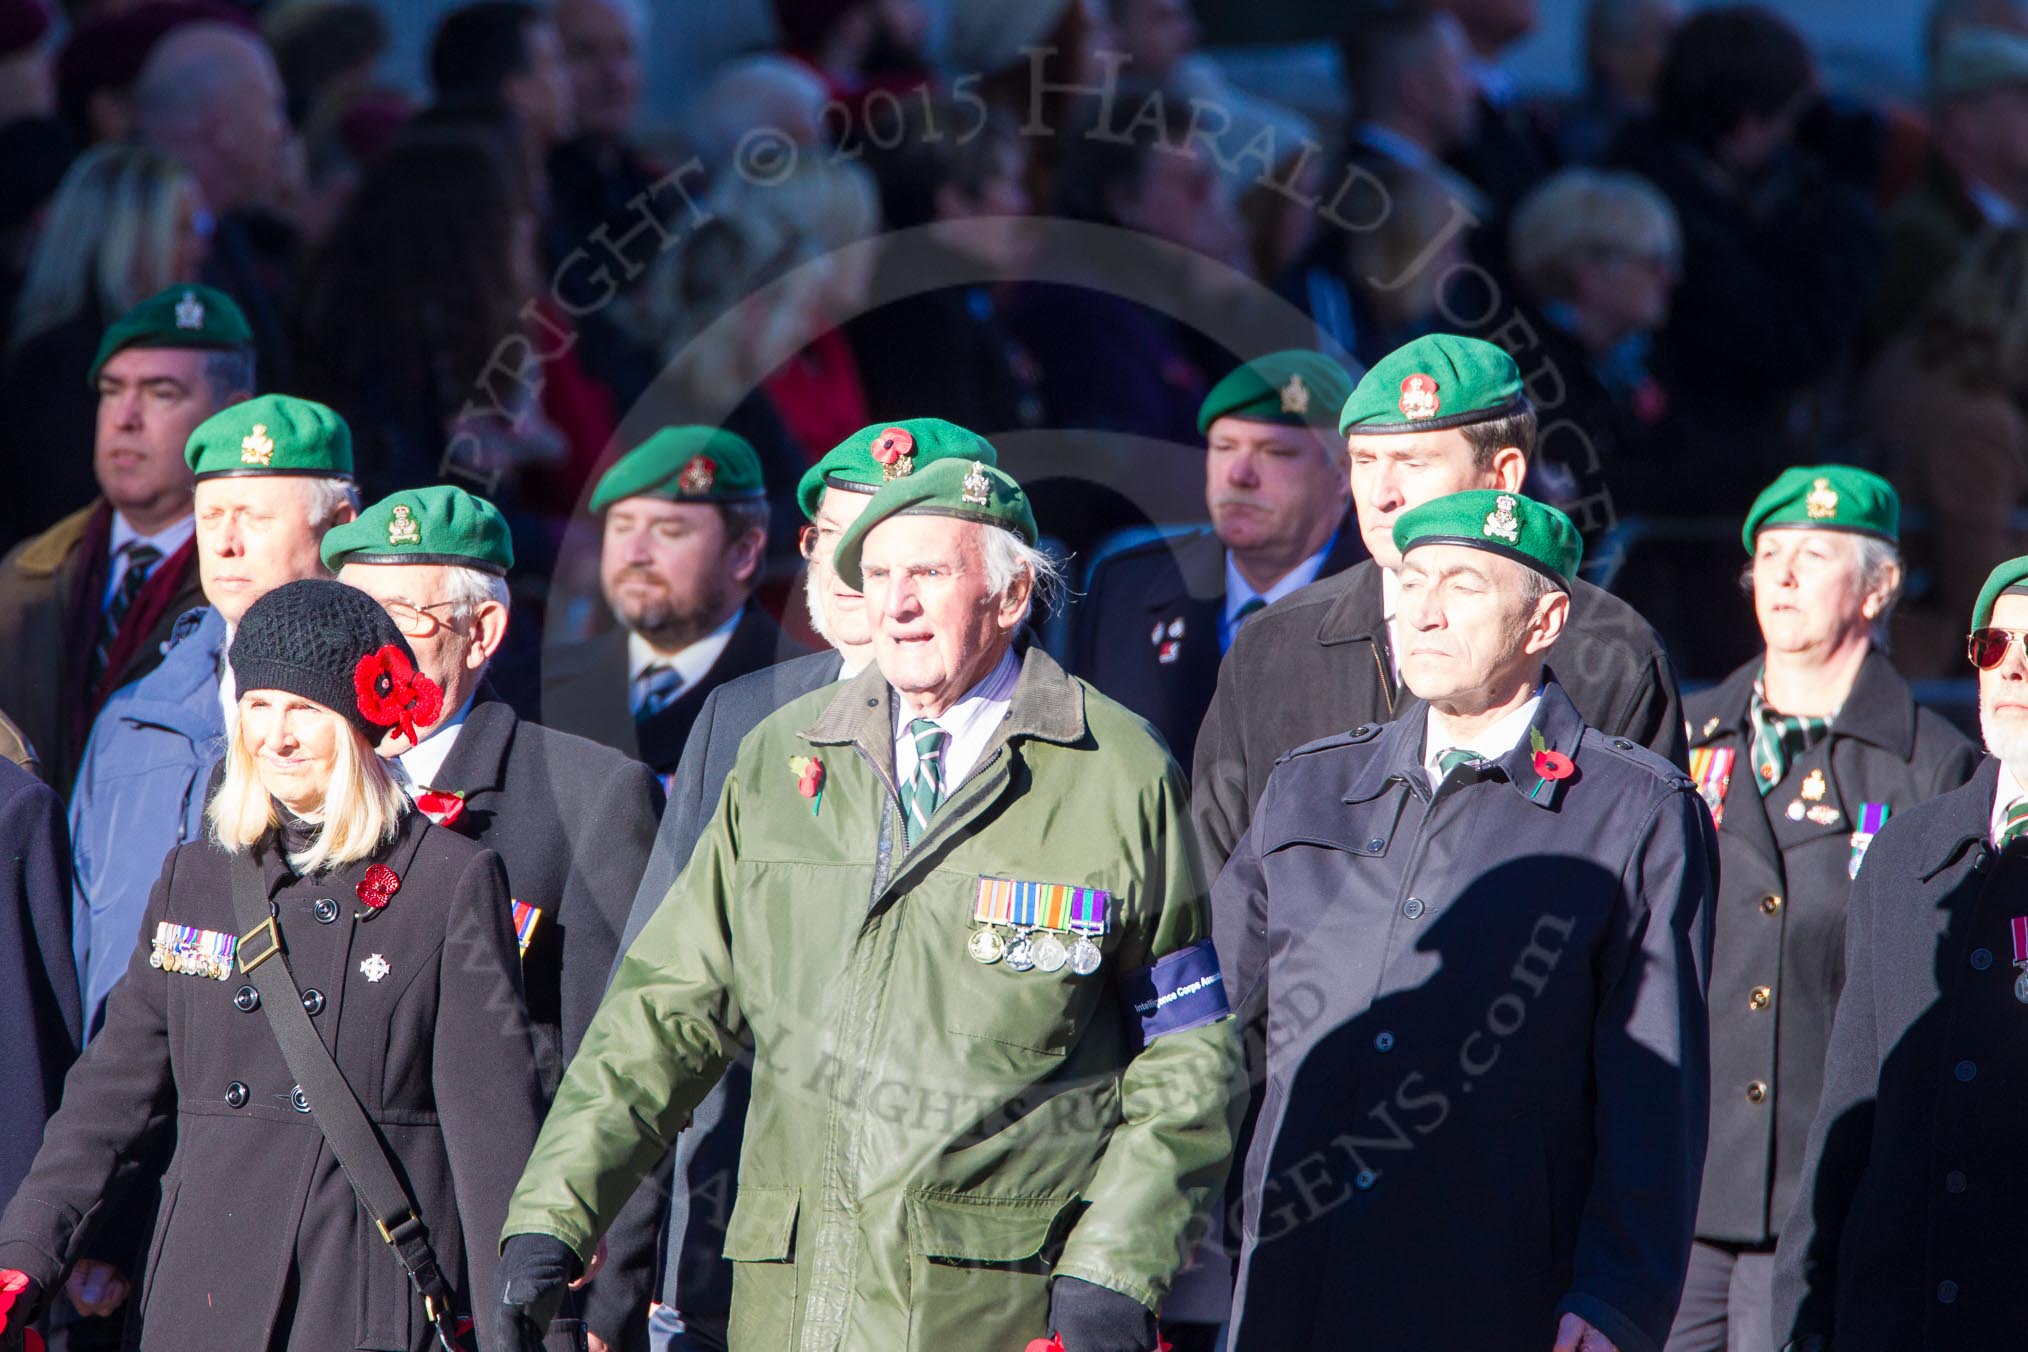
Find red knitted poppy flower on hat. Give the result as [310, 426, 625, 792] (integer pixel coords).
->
[353, 644, 443, 747]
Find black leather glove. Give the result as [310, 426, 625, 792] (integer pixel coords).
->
[497, 1233, 581, 1352]
[1048, 1277, 1158, 1352]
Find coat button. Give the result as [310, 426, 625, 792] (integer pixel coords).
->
[233, 985, 260, 1012]
[1759, 894, 1783, 916]
[1402, 897, 1425, 919]
[1946, 1170, 1968, 1194]
[1971, 948, 1994, 971]
[1938, 1280, 1959, 1304]
[1353, 1169, 1377, 1191]
[1748, 986, 1772, 1011]
[1972, 849, 1991, 873]
[290, 1084, 311, 1113]
[1367, 837, 1386, 851]
[224, 1081, 249, 1109]
[1955, 1060, 1978, 1082]
[301, 989, 325, 1017]
[1745, 1081, 1768, 1103]
[1373, 1031, 1395, 1053]
[313, 897, 340, 924]
[1613, 738, 1633, 751]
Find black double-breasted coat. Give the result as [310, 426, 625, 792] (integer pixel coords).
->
[1070, 523, 1363, 771]
[1683, 654, 1975, 1246]
[0, 810, 544, 1352]
[1212, 679, 1716, 1352]
[1772, 756, 2028, 1351]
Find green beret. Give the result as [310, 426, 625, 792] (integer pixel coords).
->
[1932, 24, 2028, 100]
[90, 284, 253, 386]
[1741, 465, 1900, 552]
[1197, 349, 1357, 435]
[833, 458, 1037, 591]
[1339, 334, 1527, 436]
[321, 485, 514, 576]
[1392, 488, 1582, 589]
[184, 394, 353, 480]
[589, 427, 765, 510]
[796, 418, 1001, 521]
[1972, 556, 2028, 632]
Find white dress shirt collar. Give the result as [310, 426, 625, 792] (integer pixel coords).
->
[397, 692, 478, 789]
[1423, 691, 1544, 782]
[893, 647, 1021, 799]
[629, 606, 743, 695]
[1990, 760, 2028, 845]
[1222, 534, 1336, 649]
[104, 513, 194, 607]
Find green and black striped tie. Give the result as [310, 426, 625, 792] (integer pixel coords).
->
[899, 718, 948, 844]
[1748, 679, 1829, 795]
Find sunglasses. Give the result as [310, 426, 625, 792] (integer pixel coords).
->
[1968, 627, 2028, 669]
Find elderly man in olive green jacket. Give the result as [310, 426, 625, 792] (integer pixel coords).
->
[498, 448, 1244, 1352]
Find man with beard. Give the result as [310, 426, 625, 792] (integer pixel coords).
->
[542, 428, 805, 782]
[1772, 555, 2028, 1350]
[607, 417, 999, 1352]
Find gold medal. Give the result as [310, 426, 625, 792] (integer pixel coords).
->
[968, 926, 1005, 964]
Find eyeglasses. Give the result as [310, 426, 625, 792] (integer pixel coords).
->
[1968, 626, 2028, 669]
[384, 599, 466, 638]
[797, 524, 841, 563]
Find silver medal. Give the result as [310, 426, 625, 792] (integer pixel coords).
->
[2015, 968, 2028, 1004]
[1033, 933, 1068, 973]
[1005, 932, 1036, 971]
[1068, 935, 1102, 976]
[968, 926, 1005, 964]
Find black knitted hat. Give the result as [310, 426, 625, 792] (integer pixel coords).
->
[229, 579, 443, 746]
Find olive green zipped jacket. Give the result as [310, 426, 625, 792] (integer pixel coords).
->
[504, 646, 1244, 1351]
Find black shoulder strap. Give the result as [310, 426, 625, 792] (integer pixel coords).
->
[230, 854, 468, 1352]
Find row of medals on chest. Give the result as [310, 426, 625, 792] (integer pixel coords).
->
[968, 924, 1102, 975]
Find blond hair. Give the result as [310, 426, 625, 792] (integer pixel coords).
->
[1508, 167, 1681, 302]
[209, 701, 408, 874]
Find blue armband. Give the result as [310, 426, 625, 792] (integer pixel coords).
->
[1119, 940, 1229, 1044]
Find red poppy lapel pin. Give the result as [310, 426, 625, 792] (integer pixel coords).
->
[415, 788, 467, 830]
[1528, 726, 1575, 800]
[356, 863, 401, 919]
[354, 645, 444, 749]
[789, 755, 824, 816]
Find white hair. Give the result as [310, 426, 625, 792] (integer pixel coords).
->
[979, 526, 1065, 625]
[438, 563, 512, 617]
[303, 478, 362, 531]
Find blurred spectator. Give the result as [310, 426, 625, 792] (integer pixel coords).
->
[1865, 25, 2028, 356]
[1506, 167, 1680, 527]
[1926, 0, 2028, 57]
[0, 284, 248, 796]
[752, 157, 881, 462]
[771, 0, 932, 103]
[429, 0, 575, 162]
[684, 53, 829, 180]
[959, 0, 1091, 206]
[1164, 52, 1322, 284]
[294, 127, 571, 513]
[133, 20, 296, 388]
[1862, 228, 2028, 676]
[0, 145, 207, 546]
[55, 0, 251, 145]
[1111, 0, 1201, 84]
[0, 0, 53, 131]
[1607, 4, 1879, 516]
[846, 101, 1045, 434]
[1548, 0, 1684, 164]
[1284, 164, 1474, 370]
[261, 2, 395, 246]
[1335, 3, 1487, 216]
[0, 116, 76, 338]
[1430, 0, 1562, 212]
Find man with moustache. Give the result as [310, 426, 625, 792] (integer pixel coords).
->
[1074, 351, 1362, 771]
[324, 485, 661, 1351]
[607, 417, 1001, 1352]
[1215, 488, 1713, 1352]
[543, 428, 804, 783]
[1669, 468, 1974, 1352]
[0, 285, 250, 792]
[1773, 555, 2028, 1350]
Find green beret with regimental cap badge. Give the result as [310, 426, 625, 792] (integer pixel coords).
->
[90, 284, 253, 386]
[832, 457, 1036, 591]
[184, 393, 353, 480]
[797, 417, 1001, 521]
[590, 426, 766, 509]
[1971, 555, 2028, 632]
[1392, 488, 1582, 590]
[1198, 349, 1357, 435]
[1339, 334, 1527, 436]
[320, 485, 514, 576]
[1741, 465, 1899, 553]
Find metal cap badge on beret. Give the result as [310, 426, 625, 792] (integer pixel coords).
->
[832, 457, 1037, 591]
[1392, 488, 1583, 589]
[184, 394, 354, 480]
[1339, 334, 1527, 436]
[589, 426, 766, 510]
[321, 485, 515, 576]
[90, 283, 253, 386]
[796, 417, 1001, 521]
[1740, 464, 1900, 553]
[1971, 555, 2028, 632]
[1197, 349, 1358, 435]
